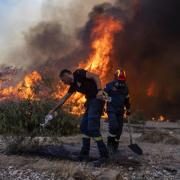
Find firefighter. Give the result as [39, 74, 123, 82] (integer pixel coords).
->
[48, 68, 109, 166]
[104, 69, 131, 154]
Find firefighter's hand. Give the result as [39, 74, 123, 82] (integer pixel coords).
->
[48, 110, 58, 117]
[96, 89, 104, 99]
[126, 109, 131, 116]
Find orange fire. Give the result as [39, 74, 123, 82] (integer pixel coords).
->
[79, 16, 122, 82]
[152, 115, 167, 122]
[51, 16, 123, 115]
[62, 16, 123, 115]
[0, 16, 123, 116]
[147, 81, 155, 97]
[0, 71, 42, 100]
[158, 115, 166, 122]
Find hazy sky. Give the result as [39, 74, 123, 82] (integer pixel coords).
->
[0, 0, 45, 61]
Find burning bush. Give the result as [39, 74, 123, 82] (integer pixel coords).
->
[0, 100, 80, 136]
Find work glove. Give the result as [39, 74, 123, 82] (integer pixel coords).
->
[102, 91, 111, 102]
[96, 89, 104, 99]
[96, 90, 111, 102]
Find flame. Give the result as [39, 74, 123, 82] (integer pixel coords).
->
[63, 16, 123, 115]
[152, 115, 167, 122]
[158, 115, 166, 122]
[79, 16, 122, 82]
[0, 71, 42, 100]
[147, 81, 155, 97]
[0, 16, 123, 116]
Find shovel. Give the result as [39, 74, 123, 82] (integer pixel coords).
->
[127, 116, 143, 155]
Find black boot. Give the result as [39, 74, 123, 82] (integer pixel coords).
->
[93, 140, 109, 167]
[107, 136, 116, 154]
[114, 138, 119, 152]
[78, 138, 90, 162]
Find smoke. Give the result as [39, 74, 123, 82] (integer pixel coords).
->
[0, 0, 115, 69]
[112, 0, 180, 118]
[75, 0, 180, 118]
[1, 0, 180, 118]
[0, 0, 44, 67]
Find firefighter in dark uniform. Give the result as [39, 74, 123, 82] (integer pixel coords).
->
[48, 68, 109, 166]
[104, 69, 131, 153]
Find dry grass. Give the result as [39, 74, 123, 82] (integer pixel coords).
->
[138, 130, 180, 144]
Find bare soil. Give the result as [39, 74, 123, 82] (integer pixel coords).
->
[0, 121, 180, 180]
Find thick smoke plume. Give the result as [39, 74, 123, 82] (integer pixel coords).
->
[1, 0, 180, 118]
[70, 0, 180, 118]
[113, 0, 180, 118]
[0, 0, 114, 69]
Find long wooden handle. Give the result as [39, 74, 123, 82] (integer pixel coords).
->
[127, 116, 133, 144]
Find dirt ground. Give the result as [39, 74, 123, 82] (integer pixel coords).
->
[0, 121, 180, 180]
